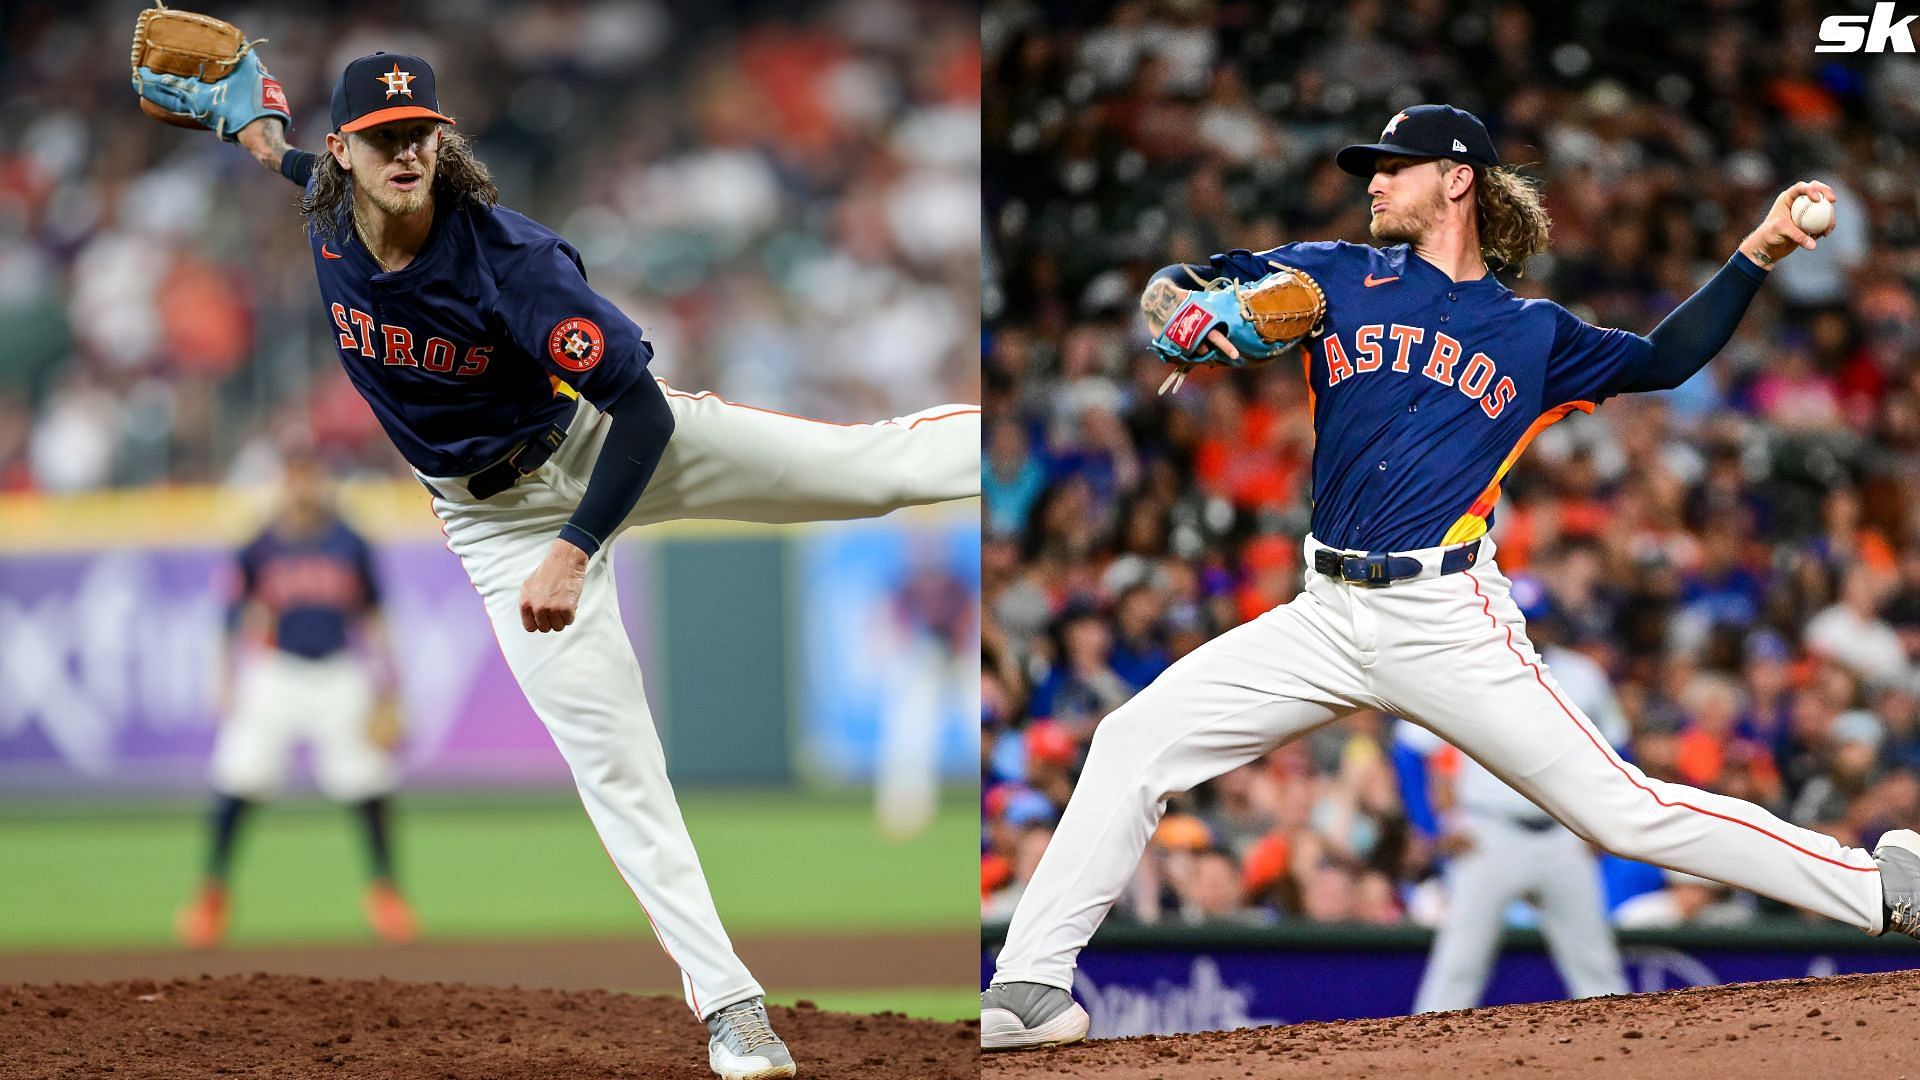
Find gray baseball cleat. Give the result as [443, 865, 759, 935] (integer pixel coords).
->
[1875, 829, 1920, 939]
[705, 998, 796, 1080]
[980, 981, 1090, 1051]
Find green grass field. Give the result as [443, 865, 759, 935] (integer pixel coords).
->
[0, 789, 978, 1019]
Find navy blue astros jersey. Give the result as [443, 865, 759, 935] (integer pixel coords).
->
[233, 520, 380, 660]
[1204, 241, 1652, 552]
[310, 196, 650, 477]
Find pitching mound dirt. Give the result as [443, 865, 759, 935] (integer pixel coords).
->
[984, 969, 1920, 1078]
[1, 973, 978, 1079]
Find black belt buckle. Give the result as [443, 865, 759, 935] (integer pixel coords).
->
[1332, 551, 1394, 587]
[1312, 549, 1336, 579]
[514, 426, 566, 468]
[1313, 548, 1395, 586]
[466, 422, 569, 500]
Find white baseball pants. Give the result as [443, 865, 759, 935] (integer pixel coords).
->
[1413, 812, 1627, 1013]
[992, 537, 1885, 993]
[211, 651, 395, 802]
[425, 383, 979, 1019]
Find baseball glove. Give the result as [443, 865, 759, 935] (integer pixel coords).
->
[1146, 266, 1326, 394]
[130, 2, 289, 142]
[366, 696, 404, 753]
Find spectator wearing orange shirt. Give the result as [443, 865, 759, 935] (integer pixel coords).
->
[1675, 672, 1782, 808]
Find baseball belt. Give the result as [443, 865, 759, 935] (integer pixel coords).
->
[466, 422, 569, 499]
[1311, 540, 1481, 587]
[418, 422, 570, 501]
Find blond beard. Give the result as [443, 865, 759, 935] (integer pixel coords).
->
[361, 172, 434, 217]
[1369, 186, 1446, 245]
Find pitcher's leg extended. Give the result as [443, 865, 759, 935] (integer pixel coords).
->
[1403, 571, 1885, 934]
[627, 382, 980, 526]
[991, 587, 1373, 996]
[447, 511, 763, 1018]
[993, 696, 1342, 994]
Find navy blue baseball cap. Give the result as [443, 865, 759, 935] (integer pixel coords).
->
[1336, 104, 1497, 176]
[331, 52, 455, 133]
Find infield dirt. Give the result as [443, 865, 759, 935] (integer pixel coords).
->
[0, 973, 978, 1079]
[983, 968, 1920, 1078]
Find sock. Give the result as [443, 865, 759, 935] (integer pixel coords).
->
[206, 794, 252, 883]
[356, 796, 395, 883]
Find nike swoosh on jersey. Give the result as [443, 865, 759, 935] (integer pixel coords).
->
[1364, 274, 1399, 287]
[322, 245, 343, 260]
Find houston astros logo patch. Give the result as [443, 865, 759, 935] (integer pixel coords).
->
[380, 63, 415, 99]
[549, 317, 604, 372]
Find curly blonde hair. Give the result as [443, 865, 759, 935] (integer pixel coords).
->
[300, 128, 499, 240]
[1449, 159, 1551, 274]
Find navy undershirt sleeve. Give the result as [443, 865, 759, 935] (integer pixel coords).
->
[1618, 252, 1768, 393]
[281, 148, 317, 188]
[555, 378, 675, 558]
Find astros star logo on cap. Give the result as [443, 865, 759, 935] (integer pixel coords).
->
[1382, 111, 1409, 138]
[379, 63, 415, 99]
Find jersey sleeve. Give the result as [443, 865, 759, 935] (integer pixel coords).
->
[1247, 240, 1348, 279]
[1541, 303, 1654, 406]
[1180, 241, 1349, 286]
[490, 241, 652, 409]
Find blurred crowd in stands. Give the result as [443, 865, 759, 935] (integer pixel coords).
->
[0, 0, 979, 491]
[981, 0, 1920, 930]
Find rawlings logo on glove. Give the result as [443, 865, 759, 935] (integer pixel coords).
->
[1145, 265, 1327, 394]
[1165, 301, 1219, 353]
[130, 1, 290, 142]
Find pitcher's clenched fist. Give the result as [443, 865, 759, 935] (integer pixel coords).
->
[520, 540, 588, 633]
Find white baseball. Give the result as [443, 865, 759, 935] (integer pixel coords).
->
[1792, 192, 1834, 237]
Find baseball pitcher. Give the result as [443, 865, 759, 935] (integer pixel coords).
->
[132, 14, 979, 1079]
[981, 104, 1920, 1050]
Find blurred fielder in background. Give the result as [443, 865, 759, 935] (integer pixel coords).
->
[1396, 574, 1629, 1013]
[179, 453, 415, 950]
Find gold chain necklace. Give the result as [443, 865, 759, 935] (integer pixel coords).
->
[351, 204, 392, 273]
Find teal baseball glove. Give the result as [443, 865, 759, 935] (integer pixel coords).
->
[1145, 266, 1326, 394]
[130, 3, 290, 143]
